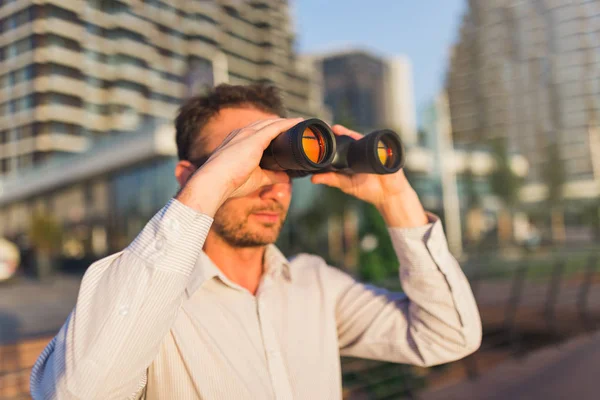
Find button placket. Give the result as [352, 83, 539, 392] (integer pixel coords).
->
[256, 290, 293, 399]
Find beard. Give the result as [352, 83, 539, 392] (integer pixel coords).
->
[212, 202, 288, 248]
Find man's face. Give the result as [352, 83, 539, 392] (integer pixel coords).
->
[185, 107, 292, 247]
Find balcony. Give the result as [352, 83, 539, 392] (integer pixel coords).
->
[43, 18, 85, 43]
[36, 133, 89, 153]
[0, 80, 35, 100]
[44, 0, 85, 14]
[115, 64, 153, 87]
[30, 76, 85, 99]
[187, 40, 218, 60]
[186, 2, 219, 20]
[34, 47, 84, 71]
[0, 22, 32, 47]
[148, 100, 178, 120]
[0, 109, 34, 129]
[0, 0, 28, 19]
[114, 12, 154, 38]
[226, 56, 260, 80]
[184, 20, 220, 40]
[35, 104, 87, 126]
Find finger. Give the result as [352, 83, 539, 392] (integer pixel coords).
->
[311, 172, 353, 189]
[219, 118, 286, 148]
[256, 117, 304, 146]
[245, 118, 285, 130]
[332, 124, 363, 140]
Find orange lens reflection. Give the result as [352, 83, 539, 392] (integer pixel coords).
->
[377, 139, 393, 167]
[302, 127, 326, 163]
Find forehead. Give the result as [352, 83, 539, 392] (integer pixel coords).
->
[192, 107, 279, 157]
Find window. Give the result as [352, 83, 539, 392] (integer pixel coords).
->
[49, 122, 81, 135]
[46, 34, 79, 51]
[85, 102, 110, 115]
[86, 76, 110, 89]
[47, 63, 82, 79]
[153, 70, 182, 83]
[114, 79, 146, 93]
[109, 28, 145, 43]
[46, 4, 78, 23]
[3, 36, 33, 58]
[193, 13, 216, 24]
[88, 0, 128, 14]
[0, 7, 33, 33]
[150, 92, 180, 105]
[114, 53, 146, 68]
[86, 22, 106, 37]
[45, 92, 82, 107]
[85, 49, 108, 63]
[157, 24, 185, 39]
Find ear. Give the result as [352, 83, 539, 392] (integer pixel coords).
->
[175, 160, 197, 188]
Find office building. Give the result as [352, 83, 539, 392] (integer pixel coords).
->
[447, 0, 600, 201]
[312, 49, 417, 145]
[0, 0, 324, 176]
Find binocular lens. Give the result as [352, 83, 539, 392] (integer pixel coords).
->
[377, 139, 392, 167]
[302, 128, 326, 164]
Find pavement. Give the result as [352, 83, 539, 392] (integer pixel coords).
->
[0, 274, 81, 345]
[420, 329, 600, 400]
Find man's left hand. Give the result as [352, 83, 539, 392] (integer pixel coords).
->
[310, 124, 428, 228]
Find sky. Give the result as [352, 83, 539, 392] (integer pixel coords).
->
[293, 0, 467, 125]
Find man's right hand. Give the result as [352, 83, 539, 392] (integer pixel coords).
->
[175, 118, 303, 216]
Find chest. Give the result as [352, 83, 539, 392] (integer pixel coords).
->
[146, 282, 342, 399]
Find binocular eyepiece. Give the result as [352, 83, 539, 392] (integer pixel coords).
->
[260, 118, 405, 177]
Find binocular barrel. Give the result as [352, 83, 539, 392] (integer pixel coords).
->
[259, 119, 337, 172]
[260, 119, 405, 176]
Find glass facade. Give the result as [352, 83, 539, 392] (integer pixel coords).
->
[109, 158, 179, 251]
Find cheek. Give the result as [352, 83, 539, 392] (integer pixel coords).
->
[214, 199, 249, 221]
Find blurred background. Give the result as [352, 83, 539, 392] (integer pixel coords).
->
[1, 0, 600, 398]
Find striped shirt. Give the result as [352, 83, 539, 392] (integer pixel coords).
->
[30, 199, 481, 399]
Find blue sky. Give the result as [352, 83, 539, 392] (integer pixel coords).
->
[293, 0, 467, 124]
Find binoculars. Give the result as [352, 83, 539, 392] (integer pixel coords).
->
[260, 118, 405, 177]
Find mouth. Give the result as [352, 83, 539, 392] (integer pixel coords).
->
[250, 212, 281, 224]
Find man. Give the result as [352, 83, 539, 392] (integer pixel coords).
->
[31, 84, 481, 399]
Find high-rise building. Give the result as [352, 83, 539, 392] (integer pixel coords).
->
[311, 49, 417, 145]
[0, 0, 323, 176]
[447, 0, 600, 199]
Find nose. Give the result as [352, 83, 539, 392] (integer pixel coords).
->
[259, 180, 291, 201]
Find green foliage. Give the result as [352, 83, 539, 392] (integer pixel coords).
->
[489, 137, 522, 208]
[543, 141, 566, 206]
[28, 213, 63, 255]
[462, 166, 482, 210]
[357, 203, 399, 282]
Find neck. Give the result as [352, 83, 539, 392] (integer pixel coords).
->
[203, 231, 266, 295]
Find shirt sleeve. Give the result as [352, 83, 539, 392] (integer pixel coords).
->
[30, 199, 213, 400]
[327, 214, 482, 367]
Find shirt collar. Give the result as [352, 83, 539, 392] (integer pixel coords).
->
[185, 244, 292, 298]
[264, 244, 292, 282]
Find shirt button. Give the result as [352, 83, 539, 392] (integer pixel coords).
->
[155, 239, 165, 251]
[166, 218, 180, 233]
[118, 306, 129, 316]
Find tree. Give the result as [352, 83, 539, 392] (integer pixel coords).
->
[28, 212, 63, 280]
[489, 137, 523, 245]
[542, 141, 567, 243]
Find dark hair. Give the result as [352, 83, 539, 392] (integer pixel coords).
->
[175, 83, 287, 162]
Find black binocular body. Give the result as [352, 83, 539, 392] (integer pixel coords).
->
[259, 118, 405, 178]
